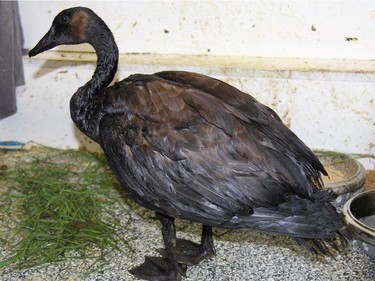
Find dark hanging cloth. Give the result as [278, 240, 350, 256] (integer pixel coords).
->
[0, 1, 24, 120]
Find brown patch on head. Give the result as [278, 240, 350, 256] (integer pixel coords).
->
[71, 10, 89, 41]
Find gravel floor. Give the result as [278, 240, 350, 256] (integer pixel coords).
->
[1, 205, 374, 281]
[0, 147, 374, 281]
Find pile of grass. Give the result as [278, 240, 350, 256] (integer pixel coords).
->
[0, 149, 132, 271]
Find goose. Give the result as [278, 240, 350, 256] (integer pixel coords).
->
[29, 7, 346, 281]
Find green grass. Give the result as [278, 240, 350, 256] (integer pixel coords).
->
[0, 149, 133, 272]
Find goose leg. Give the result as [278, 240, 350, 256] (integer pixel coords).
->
[160, 225, 216, 265]
[129, 212, 187, 281]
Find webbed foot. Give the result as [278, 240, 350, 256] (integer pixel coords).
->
[129, 256, 187, 281]
[159, 238, 215, 265]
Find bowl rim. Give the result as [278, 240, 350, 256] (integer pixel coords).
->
[316, 152, 366, 193]
[343, 190, 375, 236]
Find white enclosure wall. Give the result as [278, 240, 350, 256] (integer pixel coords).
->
[18, 0, 375, 59]
[0, 0, 374, 168]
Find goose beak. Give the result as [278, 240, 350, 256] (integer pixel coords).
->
[29, 26, 58, 57]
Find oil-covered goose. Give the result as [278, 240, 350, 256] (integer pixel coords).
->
[29, 7, 347, 281]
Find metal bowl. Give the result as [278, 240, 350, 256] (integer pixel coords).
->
[343, 190, 375, 259]
[315, 151, 366, 206]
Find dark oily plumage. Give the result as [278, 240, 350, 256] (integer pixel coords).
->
[29, 7, 347, 281]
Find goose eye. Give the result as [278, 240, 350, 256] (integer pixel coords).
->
[60, 15, 69, 24]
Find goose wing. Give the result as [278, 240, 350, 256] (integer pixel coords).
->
[98, 71, 327, 227]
